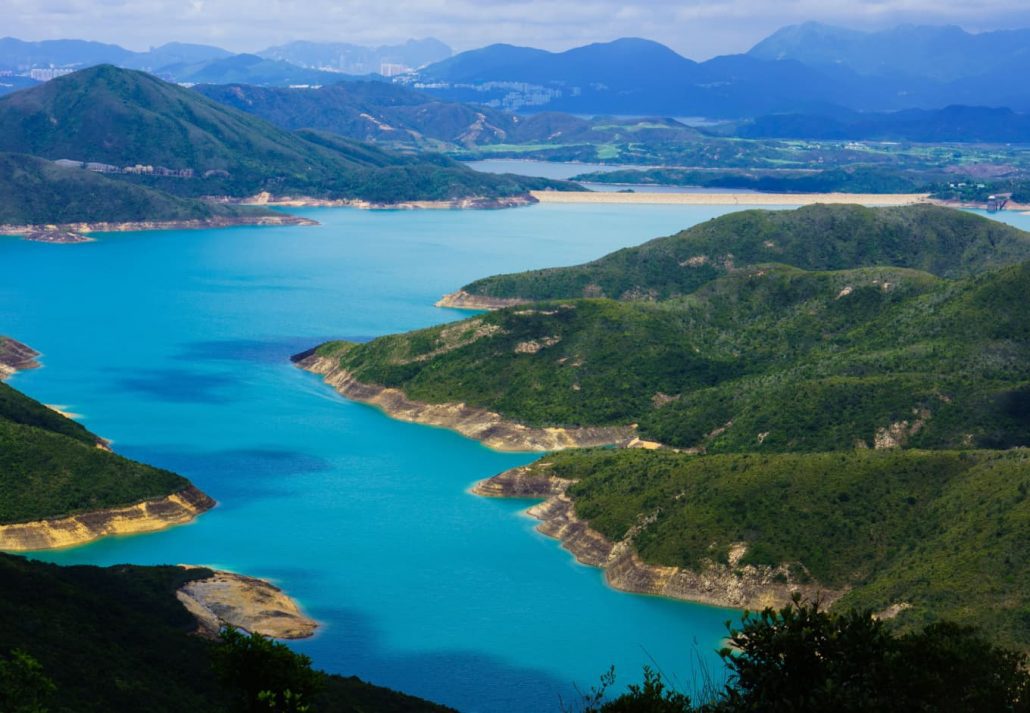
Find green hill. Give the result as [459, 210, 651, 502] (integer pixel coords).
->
[0, 65, 562, 203]
[0, 153, 279, 226]
[0, 554, 453, 712]
[315, 257, 1030, 451]
[0, 380, 198, 524]
[456, 204, 1030, 303]
[522, 447, 1030, 650]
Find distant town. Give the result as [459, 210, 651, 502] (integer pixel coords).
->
[53, 158, 229, 179]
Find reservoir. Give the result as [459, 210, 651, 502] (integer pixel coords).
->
[3, 204, 1022, 711]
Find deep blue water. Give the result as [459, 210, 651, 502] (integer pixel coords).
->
[3, 204, 1024, 712]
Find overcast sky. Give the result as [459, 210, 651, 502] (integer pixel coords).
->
[6, 0, 1030, 59]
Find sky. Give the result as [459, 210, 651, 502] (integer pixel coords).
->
[6, 0, 1030, 59]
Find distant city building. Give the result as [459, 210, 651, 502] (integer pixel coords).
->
[380, 63, 412, 77]
[28, 67, 74, 81]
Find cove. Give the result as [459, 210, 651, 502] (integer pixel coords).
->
[5, 204, 1023, 712]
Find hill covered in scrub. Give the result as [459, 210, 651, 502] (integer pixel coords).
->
[517, 447, 1030, 650]
[0, 554, 454, 713]
[453, 204, 1030, 303]
[0, 153, 282, 226]
[0, 380, 198, 525]
[312, 233, 1030, 451]
[0, 65, 565, 204]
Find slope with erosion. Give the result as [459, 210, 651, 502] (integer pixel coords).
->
[0, 343, 215, 550]
[475, 448, 1029, 650]
[0, 65, 563, 207]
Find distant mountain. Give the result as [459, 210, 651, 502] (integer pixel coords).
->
[156, 53, 355, 86]
[120, 42, 233, 72]
[0, 65, 563, 203]
[195, 81, 703, 149]
[0, 36, 132, 70]
[412, 37, 936, 116]
[736, 105, 1030, 143]
[258, 38, 452, 74]
[749, 22, 1030, 82]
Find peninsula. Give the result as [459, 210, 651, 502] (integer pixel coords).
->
[0, 339, 215, 550]
[300, 204, 1030, 647]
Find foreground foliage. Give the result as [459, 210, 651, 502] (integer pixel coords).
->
[575, 599, 1029, 713]
[0, 554, 454, 713]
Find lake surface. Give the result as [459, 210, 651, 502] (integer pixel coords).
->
[3, 204, 1024, 711]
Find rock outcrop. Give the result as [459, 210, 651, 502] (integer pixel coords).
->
[0, 486, 216, 551]
[434, 290, 530, 311]
[295, 353, 636, 452]
[474, 464, 844, 610]
[245, 193, 536, 211]
[0, 337, 41, 379]
[177, 569, 317, 640]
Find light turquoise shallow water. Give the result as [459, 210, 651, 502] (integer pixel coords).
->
[3, 204, 1025, 711]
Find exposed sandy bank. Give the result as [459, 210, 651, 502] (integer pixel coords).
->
[294, 352, 635, 452]
[0, 214, 316, 244]
[244, 192, 536, 210]
[531, 190, 931, 206]
[0, 486, 216, 551]
[177, 569, 317, 640]
[473, 464, 843, 610]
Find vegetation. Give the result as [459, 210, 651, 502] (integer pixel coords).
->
[531, 448, 1029, 647]
[318, 209, 1030, 451]
[0, 381, 191, 523]
[0, 65, 566, 205]
[0, 153, 273, 225]
[0, 553, 453, 712]
[573, 598, 1029, 712]
[459, 204, 1030, 302]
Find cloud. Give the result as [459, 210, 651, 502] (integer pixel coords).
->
[3, 0, 1030, 58]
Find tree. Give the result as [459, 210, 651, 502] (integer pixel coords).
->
[212, 626, 324, 713]
[0, 649, 56, 713]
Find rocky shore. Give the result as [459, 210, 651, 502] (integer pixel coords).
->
[434, 290, 530, 311]
[0, 337, 41, 379]
[244, 192, 537, 211]
[294, 351, 636, 451]
[177, 568, 317, 640]
[473, 463, 843, 610]
[0, 214, 317, 244]
[0, 486, 216, 551]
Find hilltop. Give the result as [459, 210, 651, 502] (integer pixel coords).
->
[0, 65, 564, 205]
[452, 204, 1030, 303]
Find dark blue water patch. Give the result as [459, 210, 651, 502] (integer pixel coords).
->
[118, 446, 333, 505]
[176, 336, 373, 365]
[112, 368, 241, 404]
[293, 605, 578, 713]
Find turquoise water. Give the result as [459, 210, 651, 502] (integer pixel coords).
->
[4, 204, 1024, 711]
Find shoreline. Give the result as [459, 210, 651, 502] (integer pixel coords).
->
[530, 190, 932, 206]
[177, 568, 318, 640]
[242, 192, 537, 211]
[293, 351, 635, 452]
[473, 464, 843, 611]
[0, 214, 318, 244]
[0, 486, 216, 551]
[0, 337, 41, 379]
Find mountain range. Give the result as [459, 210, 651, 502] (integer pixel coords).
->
[5, 25, 1030, 116]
